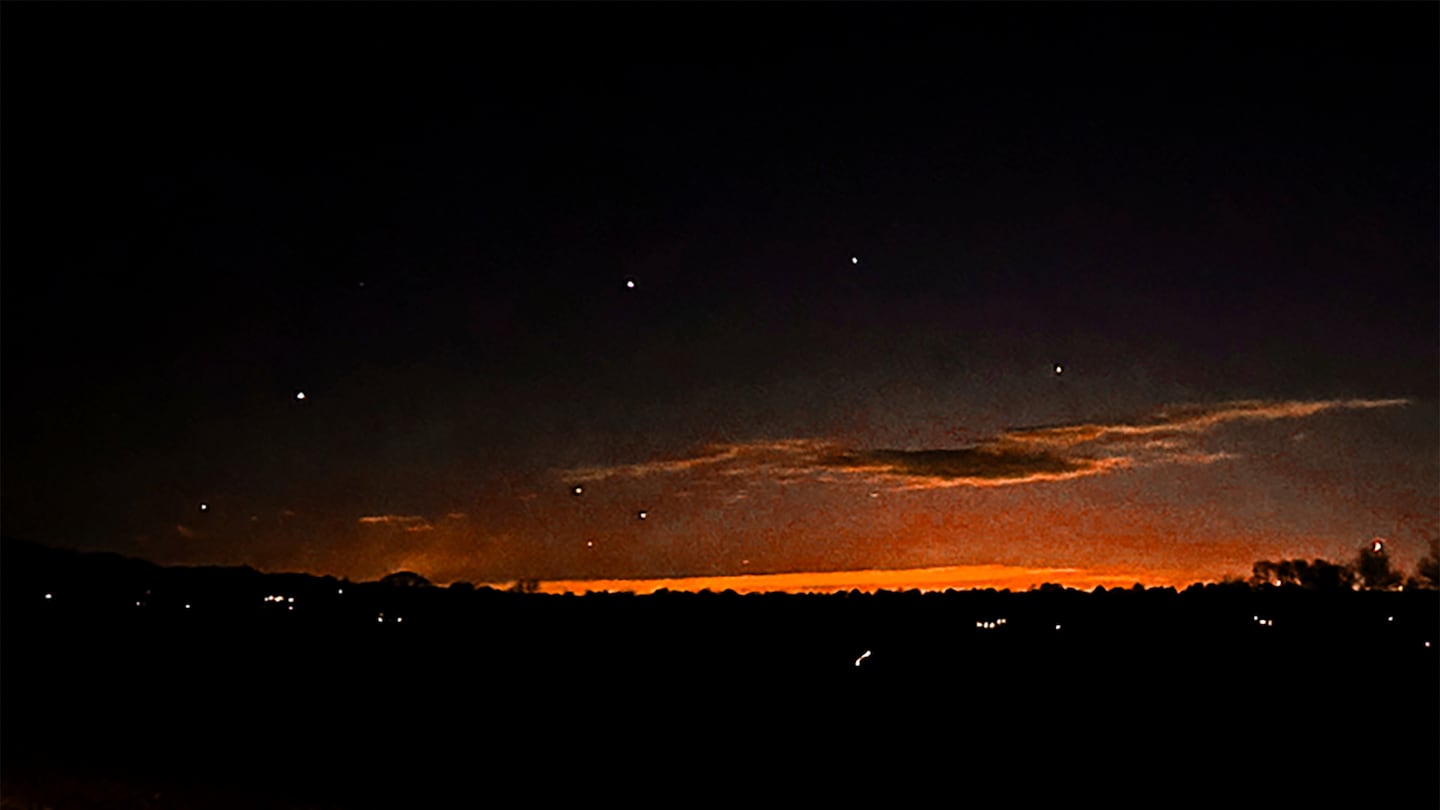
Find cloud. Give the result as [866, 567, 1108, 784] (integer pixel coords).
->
[559, 398, 1409, 491]
[358, 514, 435, 532]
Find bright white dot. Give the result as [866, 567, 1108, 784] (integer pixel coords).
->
[1054, 364, 1063, 375]
[378, 615, 384, 623]
[396, 617, 403, 624]
[637, 510, 648, 520]
[185, 604, 191, 609]
[1427, 642, 1432, 648]
[44, 593, 52, 600]
[199, 503, 208, 511]
[1387, 616, 1393, 622]
[625, 279, 636, 289]
[851, 256, 859, 265]
[296, 392, 306, 401]
[1055, 624, 1062, 631]
[337, 588, 344, 595]
[976, 622, 983, 628]
[1372, 540, 1384, 552]
[135, 601, 142, 607]
[287, 597, 295, 603]
[586, 540, 594, 548]
[855, 650, 871, 667]
[287, 605, 293, 611]
[572, 485, 584, 496]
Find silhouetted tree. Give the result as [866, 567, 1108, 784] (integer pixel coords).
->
[1352, 544, 1403, 591]
[1411, 538, 1439, 590]
[1250, 558, 1355, 591]
[510, 578, 540, 594]
[379, 571, 433, 588]
[449, 580, 476, 593]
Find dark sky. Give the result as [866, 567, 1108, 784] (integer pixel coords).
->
[4, 3, 1436, 590]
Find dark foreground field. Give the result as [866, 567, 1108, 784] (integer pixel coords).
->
[3, 540, 1436, 808]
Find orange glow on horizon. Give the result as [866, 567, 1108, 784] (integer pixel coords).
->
[521, 563, 1202, 596]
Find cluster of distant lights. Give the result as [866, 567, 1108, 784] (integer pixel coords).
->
[976, 618, 1009, 630]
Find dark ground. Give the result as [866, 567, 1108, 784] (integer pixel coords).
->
[3, 539, 1436, 807]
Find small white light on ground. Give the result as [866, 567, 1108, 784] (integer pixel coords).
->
[637, 510, 648, 520]
[855, 650, 871, 666]
[185, 604, 191, 609]
[851, 257, 859, 265]
[1055, 624, 1062, 630]
[586, 540, 594, 548]
[296, 392, 306, 400]
[396, 617, 403, 624]
[200, 503, 208, 511]
[1054, 365, 1063, 375]
[287, 597, 295, 603]
[573, 486, 584, 495]
[1387, 616, 1393, 622]
[378, 615, 384, 623]
[625, 279, 636, 289]
[338, 588, 344, 595]
[44, 593, 52, 600]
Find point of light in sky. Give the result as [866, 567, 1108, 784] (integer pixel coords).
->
[199, 503, 208, 511]
[625, 278, 636, 289]
[185, 604, 191, 609]
[586, 540, 594, 548]
[637, 510, 648, 520]
[851, 256, 859, 265]
[1054, 364, 1063, 375]
[44, 593, 52, 600]
[1372, 539, 1385, 553]
[855, 650, 871, 666]
[572, 485, 584, 496]
[296, 392, 306, 401]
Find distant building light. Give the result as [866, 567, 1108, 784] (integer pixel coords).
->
[396, 617, 403, 624]
[287, 597, 295, 603]
[338, 588, 344, 595]
[44, 593, 52, 600]
[185, 604, 191, 609]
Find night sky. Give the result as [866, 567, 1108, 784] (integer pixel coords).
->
[4, 3, 1436, 592]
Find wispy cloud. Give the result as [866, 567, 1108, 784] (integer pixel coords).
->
[559, 398, 1409, 491]
[358, 514, 435, 532]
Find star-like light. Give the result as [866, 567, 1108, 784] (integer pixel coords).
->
[851, 256, 859, 265]
[637, 510, 648, 520]
[296, 392, 307, 401]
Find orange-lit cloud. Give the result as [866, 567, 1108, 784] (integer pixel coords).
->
[559, 398, 1409, 490]
[358, 514, 434, 532]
